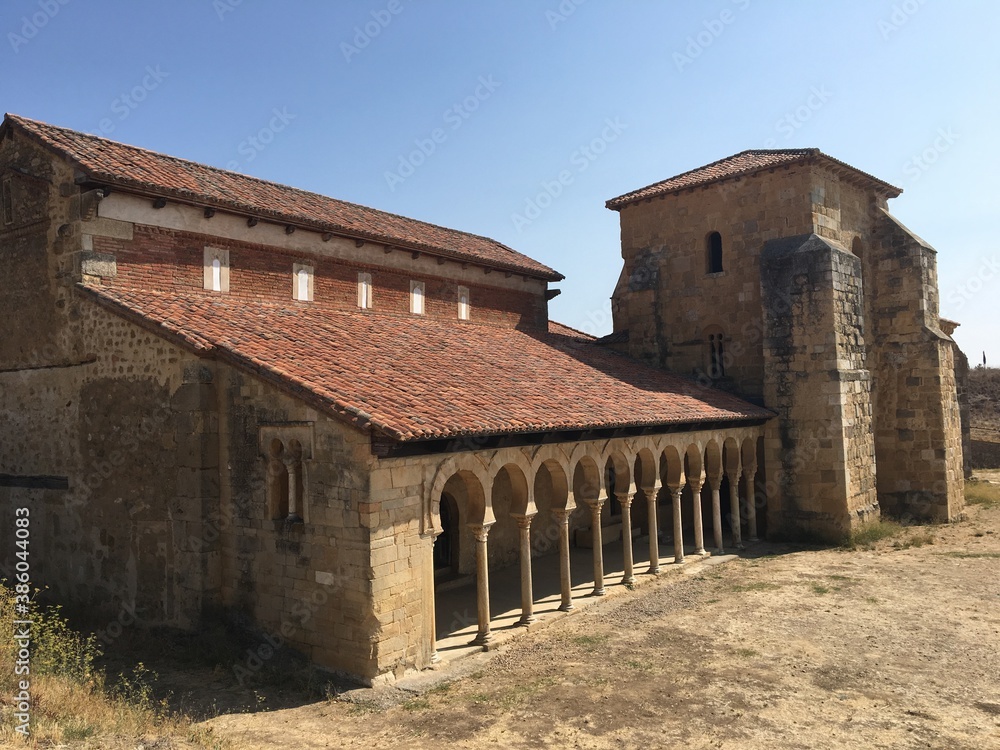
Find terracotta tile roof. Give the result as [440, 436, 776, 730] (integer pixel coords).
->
[606, 148, 902, 209]
[3, 113, 562, 281]
[79, 284, 772, 442]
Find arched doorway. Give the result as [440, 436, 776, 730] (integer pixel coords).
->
[433, 491, 461, 579]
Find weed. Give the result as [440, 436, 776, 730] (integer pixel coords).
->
[938, 551, 1000, 559]
[843, 520, 902, 550]
[811, 583, 831, 595]
[966, 481, 1000, 508]
[735, 648, 759, 658]
[402, 698, 431, 712]
[572, 634, 609, 649]
[726, 581, 782, 593]
[893, 531, 935, 550]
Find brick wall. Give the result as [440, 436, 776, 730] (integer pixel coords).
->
[93, 225, 545, 330]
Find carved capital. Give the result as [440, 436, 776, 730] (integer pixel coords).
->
[468, 522, 493, 543]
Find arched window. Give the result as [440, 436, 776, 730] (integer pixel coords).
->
[705, 326, 726, 379]
[457, 286, 470, 320]
[706, 231, 723, 274]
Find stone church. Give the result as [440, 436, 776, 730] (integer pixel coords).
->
[0, 114, 963, 684]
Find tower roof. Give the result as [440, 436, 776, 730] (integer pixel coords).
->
[606, 148, 902, 210]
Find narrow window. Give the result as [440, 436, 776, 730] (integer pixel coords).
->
[358, 272, 373, 309]
[457, 285, 470, 320]
[707, 332, 726, 378]
[204, 247, 229, 292]
[1, 177, 12, 225]
[707, 231, 723, 274]
[293, 263, 313, 301]
[410, 280, 425, 315]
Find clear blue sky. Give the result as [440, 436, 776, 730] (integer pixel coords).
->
[3, 0, 997, 364]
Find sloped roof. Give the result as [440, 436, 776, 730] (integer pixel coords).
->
[79, 284, 772, 442]
[606, 148, 902, 209]
[3, 113, 562, 281]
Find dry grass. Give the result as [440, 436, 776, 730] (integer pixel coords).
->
[0, 584, 205, 748]
[966, 480, 1000, 508]
[843, 520, 903, 550]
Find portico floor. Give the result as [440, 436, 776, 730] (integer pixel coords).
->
[434, 532, 745, 664]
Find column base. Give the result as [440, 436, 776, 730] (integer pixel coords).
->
[674, 555, 686, 564]
[647, 564, 661, 575]
[695, 547, 707, 556]
[471, 632, 493, 648]
[558, 602, 575, 612]
[591, 586, 606, 596]
[622, 574, 636, 587]
[430, 650, 441, 664]
[517, 615, 537, 627]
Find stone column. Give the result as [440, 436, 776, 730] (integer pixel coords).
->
[588, 497, 606, 596]
[427, 534, 441, 663]
[617, 491, 636, 586]
[283, 455, 302, 523]
[709, 477, 724, 554]
[552, 508, 574, 611]
[514, 514, 536, 626]
[469, 523, 494, 647]
[689, 479, 706, 556]
[744, 467, 759, 542]
[727, 473, 743, 550]
[671, 486, 685, 564]
[643, 484, 661, 574]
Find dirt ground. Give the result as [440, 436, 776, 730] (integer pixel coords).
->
[196, 484, 1000, 750]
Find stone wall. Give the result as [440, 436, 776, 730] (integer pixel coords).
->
[216, 367, 378, 681]
[612, 166, 816, 400]
[760, 233, 878, 540]
[868, 211, 964, 521]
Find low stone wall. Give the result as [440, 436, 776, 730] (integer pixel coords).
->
[971, 439, 1000, 470]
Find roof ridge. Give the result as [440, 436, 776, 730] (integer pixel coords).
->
[606, 146, 898, 209]
[4, 113, 562, 280]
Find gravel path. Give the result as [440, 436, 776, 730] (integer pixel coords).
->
[205, 500, 1000, 749]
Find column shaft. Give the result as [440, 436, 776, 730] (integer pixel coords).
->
[745, 470, 759, 541]
[646, 488, 661, 574]
[672, 487, 685, 564]
[711, 486, 724, 554]
[691, 483, 706, 555]
[728, 475, 743, 550]
[619, 493, 635, 586]
[590, 500, 606, 595]
[553, 509, 574, 611]
[470, 524, 493, 646]
[515, 515, 536, 626]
